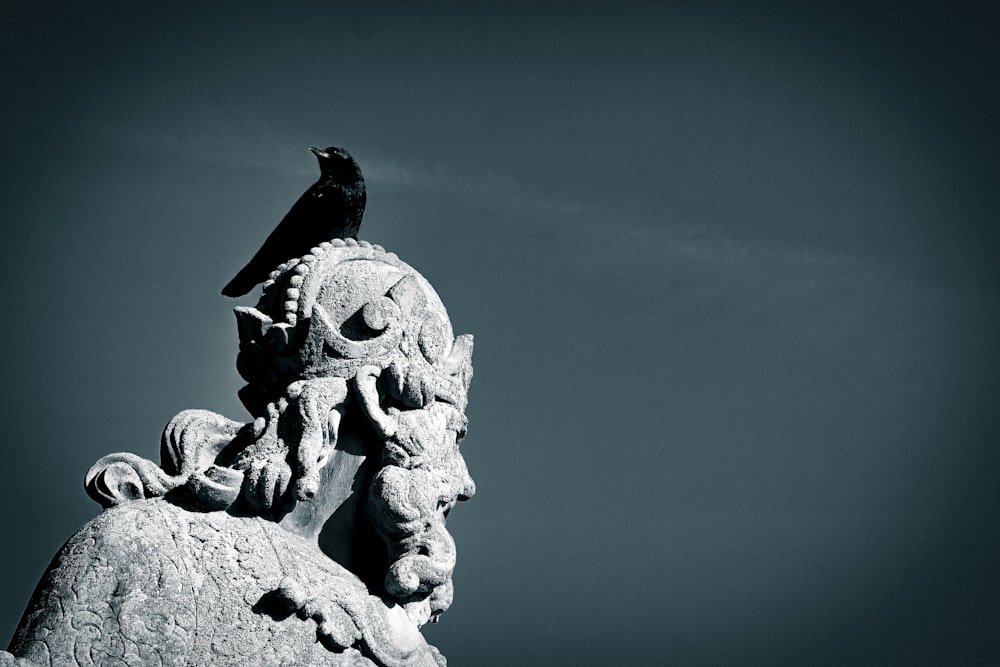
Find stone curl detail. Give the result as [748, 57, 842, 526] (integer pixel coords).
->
[233, 239, 472, 418]
[360, 388, 475, 626]
[85, 410, 244, 510]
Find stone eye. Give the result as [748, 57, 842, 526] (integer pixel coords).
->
[418, 319, 446, 363]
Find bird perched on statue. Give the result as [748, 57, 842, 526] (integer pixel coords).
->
[222, 146, 366, 298]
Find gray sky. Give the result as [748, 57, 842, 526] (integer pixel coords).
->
[2, 2, 999, 664]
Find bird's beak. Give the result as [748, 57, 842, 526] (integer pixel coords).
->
[309, 146, 330, 159]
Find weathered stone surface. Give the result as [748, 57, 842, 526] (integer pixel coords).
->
[4, 240, 474, 667]
[10, 500, 410, 666]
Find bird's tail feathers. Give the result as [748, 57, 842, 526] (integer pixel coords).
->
[221, 267, 256, 298]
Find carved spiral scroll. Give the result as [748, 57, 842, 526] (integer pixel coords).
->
[85, 410, 246, 510]
[85, 453, 180, 509]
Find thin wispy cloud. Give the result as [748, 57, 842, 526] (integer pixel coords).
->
[367, 151, 878, 301]
[82, 117, 321, 177]
[620, 224, 861, 268]
[364, 155, 587, 217]
[83, 117, 876, 302]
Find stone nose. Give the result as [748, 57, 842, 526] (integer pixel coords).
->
[457, 481, 475, 502]
[455, 461, 476, 502]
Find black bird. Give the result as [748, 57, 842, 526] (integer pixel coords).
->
[222, 146, 366, 297]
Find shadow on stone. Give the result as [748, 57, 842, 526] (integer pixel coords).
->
[252, 589, 296, 621]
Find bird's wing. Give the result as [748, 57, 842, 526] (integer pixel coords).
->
[221, 190, 321, 297]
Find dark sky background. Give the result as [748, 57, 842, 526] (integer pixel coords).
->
[2, 2, 998, 665]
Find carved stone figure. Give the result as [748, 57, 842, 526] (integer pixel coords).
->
[2, 239, 476, 667]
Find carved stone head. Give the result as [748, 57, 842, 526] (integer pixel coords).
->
[86, 239, 476, 630]
[231, 238, 476, 625]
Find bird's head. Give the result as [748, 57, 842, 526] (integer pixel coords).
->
[310, 146, 363, 180]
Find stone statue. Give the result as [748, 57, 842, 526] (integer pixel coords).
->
[2, 239, 476, 666]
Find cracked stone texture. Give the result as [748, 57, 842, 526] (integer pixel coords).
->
[7, 499, 407, 666]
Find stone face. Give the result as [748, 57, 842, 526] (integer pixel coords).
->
[3, 241, 474, 667]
